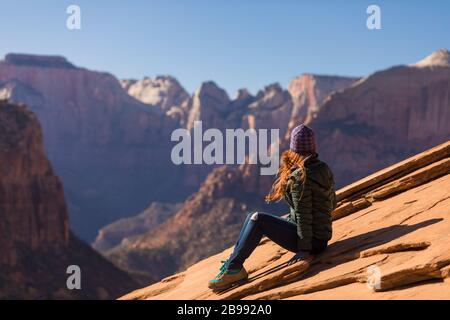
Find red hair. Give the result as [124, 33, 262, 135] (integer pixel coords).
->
[265, 150, 308, 202]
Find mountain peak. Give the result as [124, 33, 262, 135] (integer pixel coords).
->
[235, 88, 252, 101]
[120, 75, 189, 110]
[412, 49, 450, 68]
[195, 81, 230, 104]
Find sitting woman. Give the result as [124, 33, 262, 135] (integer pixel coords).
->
[209, 124, 337, 291]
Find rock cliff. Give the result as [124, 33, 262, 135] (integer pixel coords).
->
[311, 49, 450, 187]
[0, 54, 186, 241]
[121, 76, 190, 112]
[0, 100, 69, 266]
[0, 100, 138, 299]
[288, 74, 358, 121]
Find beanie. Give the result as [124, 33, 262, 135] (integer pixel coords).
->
[289, 124, 317, 155]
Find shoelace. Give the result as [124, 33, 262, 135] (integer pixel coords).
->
[214, 259, 229, 279]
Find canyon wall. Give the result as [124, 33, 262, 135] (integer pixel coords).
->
[3, 50, 449, 287]
[0, 54, 189, 241]
[0, 100, 138, 299]
[311, 50, 450, 186]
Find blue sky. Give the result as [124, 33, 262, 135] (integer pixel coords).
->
[0, 0, 449, 96]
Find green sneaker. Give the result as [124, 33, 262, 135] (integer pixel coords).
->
[208, 260, 248, 291]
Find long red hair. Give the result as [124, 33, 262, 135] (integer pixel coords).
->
[265, 150, 308, 202]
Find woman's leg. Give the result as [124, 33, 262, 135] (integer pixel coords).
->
[233, 212, 254, 248]
[228, 212, 298, 269]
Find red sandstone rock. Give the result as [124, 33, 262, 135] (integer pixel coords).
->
[0, 101, 138, 299]
[120, 76, 189, 112]
[288, 74, 358, 122]
[311, 50, 450, 187]
[0, 101, 69, 266]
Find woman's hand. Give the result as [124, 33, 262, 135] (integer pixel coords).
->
[287, 250, 311, 265]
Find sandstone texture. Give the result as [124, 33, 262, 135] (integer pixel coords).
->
[0, 100, 68, 266]
[121, 140, 450, 300]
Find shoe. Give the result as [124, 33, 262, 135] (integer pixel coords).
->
[208, 259, 248, 291]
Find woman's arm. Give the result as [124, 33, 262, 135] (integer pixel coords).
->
[291, 170, 313, 252]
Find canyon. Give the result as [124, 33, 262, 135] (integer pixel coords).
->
[0, 54, 184, 241]
[0, 100, 137, 299]
[0, 53, 357, 242]
[1, 49, 449, 291]
[98, 50, 450, 284]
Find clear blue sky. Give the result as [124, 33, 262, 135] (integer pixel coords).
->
[0, 0, 449, 96]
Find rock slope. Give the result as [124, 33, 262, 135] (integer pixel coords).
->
[121, 140, 450, 300]
[0, 100, 138, 299]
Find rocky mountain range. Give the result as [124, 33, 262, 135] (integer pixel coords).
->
[0, 52, 359, 242]
[312, 49, 450, 186]
[0, 54, 191, 241]
[1, 49, 449, 291]
[0, 100, 137, 299]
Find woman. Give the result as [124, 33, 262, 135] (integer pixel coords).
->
[208, 124, 336, 291]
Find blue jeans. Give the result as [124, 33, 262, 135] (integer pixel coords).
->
[227, 212, 327, 269]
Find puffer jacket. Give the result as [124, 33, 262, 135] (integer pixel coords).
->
[283, 154, 337, 251]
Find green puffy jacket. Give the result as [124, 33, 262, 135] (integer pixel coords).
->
[283, 155, 337, 251]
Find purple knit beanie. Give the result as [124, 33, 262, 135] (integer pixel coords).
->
[290, 124, 317, 155]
